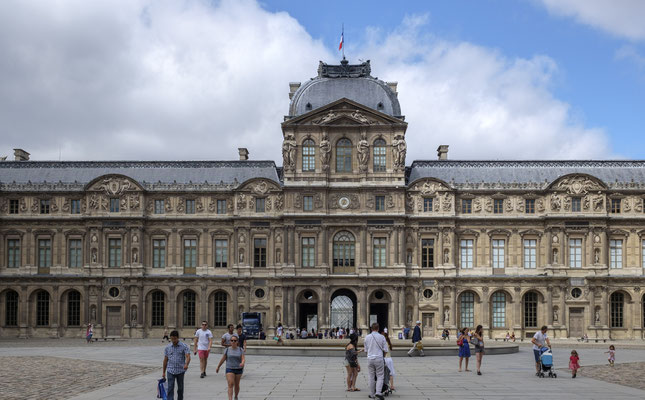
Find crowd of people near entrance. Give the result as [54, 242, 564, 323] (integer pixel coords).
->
[156, 320, 620, 400]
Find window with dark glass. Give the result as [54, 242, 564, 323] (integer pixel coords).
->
[492, 292, 506, 328]
[153, 239, 165, 268]
[254, 238, 267, 267]
[9, 199, 19, 214]
[493, 199, 503, 214]
[36, 291, 50, 326]
[610, 239, 623, 268]
[302, 139, 315, 172]
[525, 199, 535, 214]
[301, 237, 315, 267]
[182, 291, 196, 327]
[423, 198, 433, 212]
[333, 231, 355, 267]
[421, 239, 434, 268]
[154, 199, 164, 214]
[217, 199, 227, 214]
[373, 139, 386, 172]
[524, 239, 537, 269]
[524, 292, 538, 328]
[571, 197, 581, 212]
[336, 138, 352, 172]
[611, 198, 621, 213]
[460, 239, 473, 269]
[70, 199, 81, 214]
[184, 239, 197, 268]
[460, 292, 474, 328]
[215, 239, 228, 267]
[375, 196, 385, 211]
[569, 238, 582, 268]
[214, 291, 227, 327]
[185, 199, 195, 214]
[38, 239, 52, 268]
[461, 199, 472, 214]
[610, 292, 624, 328]
[108, 238, 122, 268]
[256, 198, 265, 213]
[5, 290, 18, 326]
[303, 196, 313, 211]
[67, 290, 81, 326]
[109, 198, 119, 212]
[151, 291, 165, 327]
[373, 237, 386, 267]
[8, 239, 20, 268]
[40, 199, 50, 214]
[68, 239, 82, 268]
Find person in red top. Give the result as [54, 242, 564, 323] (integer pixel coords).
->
[569, 350, 580, 378]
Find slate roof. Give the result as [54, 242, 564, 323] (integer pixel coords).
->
[408, 160, 645, 190]
[0, 161, 280, 191]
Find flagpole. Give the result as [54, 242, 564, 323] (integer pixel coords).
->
[342, 23, 345, 60]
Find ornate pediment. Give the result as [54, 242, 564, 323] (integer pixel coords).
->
[551, 174, 605, 195]
[409, 179, 451, 195]
[237, 179, 281, 194]
[86, 174, 143, 195]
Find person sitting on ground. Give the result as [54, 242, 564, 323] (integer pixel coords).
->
[505, 331, 510, 342]
[511, 332, 516, 342]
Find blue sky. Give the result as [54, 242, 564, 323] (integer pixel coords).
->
[1, 0, 644, 161]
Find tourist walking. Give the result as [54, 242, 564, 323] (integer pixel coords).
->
[472, 325, 485, 375]
[569, 350, 580, 378]
[344, 333, 361, 392]
[407, 320, 424, 357]
[162, 330, 191, 400]
[193, 320, 214, 378]
[221, 324, 238, 347]
[457, 327, 471, 372]
[85, 323, 93, 343]
[276, 323, 284, 344]
[216, 334, 245, 400]
[235, 325, 247, 352]
[383, 329, 396, 391]
[605, 345, 616, 366]
[364, 322, 387, 400]
[531, 326, 551, 375]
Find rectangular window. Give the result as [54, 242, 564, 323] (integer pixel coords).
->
[569, 238, 582, 268]
[70, 199, 81, 214]
[108, 238, 122, 268]
[302, 143, 315, 172]
[373, 237, 386, 267]
[301, 237, 315, 267]
[611, 198, 621, 214]
[610, 239, 623, 268]
[525, 199, 535, 214]
[373, 145, 386, 172]
[183, 239, 197, 268]
[523, 239, 537, 269]
[421, 239, 434, 268]
[492, 239, 505, 269]
[7, 239, 21, 268]
[461, 199, 472, 214]
[154, 199, 165, 214]
[303, 196, 313, 211]
[571, 197, 582, 212]
[254, 238, 267, 267]
[460, 239, 473, 269]
[375, 196, 385, 211]
[492, 292, 506, 328]
[215, 239, 228, 268]
[217, 199, 227, 215]
[40, 199, 50, 214]
[109, 198, 119, 212]
[68, 239, 82, 268]
[185, 200, 195, 214]
[423, 198, 433, 212]
[493, 199, 504, 214]
[38, 239, 52, 267]
[9, 199, 19, 214]
[256, 198, 265, 213]
[153, 239, 166, 268]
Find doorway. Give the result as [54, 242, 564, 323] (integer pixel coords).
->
[569, 308, 584, 338]
[422, 313, 434, 337]
[106, 306, 122, 337]
[330, 289, 357, 329]
[299, 303, 318, 332]
[369, 303, 389, 331]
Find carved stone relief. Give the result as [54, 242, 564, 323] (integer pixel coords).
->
[357, 131, 369, 172]
[392, 134, 406, 171]
[282, 133, 297, 172]
[320, 133, 331, 172]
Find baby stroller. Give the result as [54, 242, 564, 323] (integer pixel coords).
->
[376, 361, 392, 397]
[538, 347, 557, 378]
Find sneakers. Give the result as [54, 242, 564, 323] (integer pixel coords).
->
[200, 372, 205, 378]
[477, 371, 482, 375]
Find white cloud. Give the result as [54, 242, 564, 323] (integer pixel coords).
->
[0, 1, 611, 163]
[616, 45, 645, 69]
[538, 0, 645, 41]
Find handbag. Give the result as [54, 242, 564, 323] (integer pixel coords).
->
[157, 378, 168, 400]
[457, 337, 463, 346]
[415, 341, 423, 350]
[471, 337, 479, 345]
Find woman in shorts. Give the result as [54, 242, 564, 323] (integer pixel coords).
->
[472, 325, 485, 375]
[344, 333, 361, 392]
[216, 335, 245, 400]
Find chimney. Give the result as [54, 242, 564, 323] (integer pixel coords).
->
[386, 81, 398, 97]
[289, 82, 301, 100]
[437, 145, 449, 161]
[14, 148, 30, 161]
[238, 148, 249, 161]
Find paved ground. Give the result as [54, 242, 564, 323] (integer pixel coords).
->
[0, 339, 644, 399]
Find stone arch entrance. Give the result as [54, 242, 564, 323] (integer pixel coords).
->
[297, 289, 319, 333]
[369, 289, 390, 331]
[330, 289, 357, 330]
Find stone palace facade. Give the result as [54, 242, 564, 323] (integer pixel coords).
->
[1, 59, 645, 340]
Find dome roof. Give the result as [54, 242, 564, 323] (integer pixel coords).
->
[288, 60, 401, 117]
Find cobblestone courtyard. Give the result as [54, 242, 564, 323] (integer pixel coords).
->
[1, 339, 644, 399]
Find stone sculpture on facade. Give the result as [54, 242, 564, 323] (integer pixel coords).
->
[357, 131, 369, 172]
[319, 134, 331, 172]
[392, 134, 406, 170]
[282, 133, 297, 172]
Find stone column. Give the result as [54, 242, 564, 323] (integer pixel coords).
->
[124, 286, 131, 331]
[268, 286, 275, 330]
[19, 287, 29, 338]
[399, 228, 405, 264]
[320, 285, 329, 329]
[168, 286, 176, 329]
[398, 286, 405, 327]
[481, 289, 489, 332]
[322, 228, 329, 265]
[546, 286, 553, 326]
[412, 287, 419, 325]
[358, 286, 368, 332]
[231, 286, 238, 325]
[361, 229, 367, 266]
[513, 289, 521, 330]
[438, 286, 444, 326]
[288, 286, 295, 328]
[96, 286, 103, 336]
[137, 284, 144, 327]
[289, 228, 295, 265]
[393, 286, 400, 328]
[558, 285, 566, 327]
[84, 285, 90, 325]
[245, 286, 251, 314]
[200, 285, 207, 323]
[449, 286, 456, 328]
[588, 286, 596, 327]
[600, 287, 608, 327]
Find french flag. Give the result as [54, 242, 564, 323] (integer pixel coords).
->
[338, 31, 344, 51]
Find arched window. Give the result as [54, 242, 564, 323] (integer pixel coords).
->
[373, 139, 386, 172]
[36, 291, 50, 327]
[491, 292, 506, 328]
[302, 139, 315, 172]
[333, 231, 355, 267]
[67, 290, 81, 326]
[182, 291, 196, 327]
[5, 290, 18, 327]
[336, 138, 352, 172]
[610, 292, 624, 328]
[214, 292, 227, 327]
[642, 294, 645, 328]
[459, 292, 474, 328]
[151, 291, 165, 327]
[523, 292, 538, 328]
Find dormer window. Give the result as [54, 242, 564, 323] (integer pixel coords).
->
[305, 102, 312, 111]
[377, 102, 384, 111]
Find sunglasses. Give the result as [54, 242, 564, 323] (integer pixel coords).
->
[231, 339, 238, 342]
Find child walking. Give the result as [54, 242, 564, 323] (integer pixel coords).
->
[605, 345, 615, 366]
[569, 350, 580, 378]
